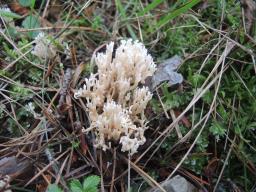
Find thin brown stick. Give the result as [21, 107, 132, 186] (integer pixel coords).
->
[55, 154, 69, 184]
[25, 149, 69, 187]
[110, 148, 116, 192]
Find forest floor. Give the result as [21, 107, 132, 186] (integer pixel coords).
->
[0, 0, 256, 191]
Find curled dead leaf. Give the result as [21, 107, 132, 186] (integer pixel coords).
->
[148, 55, 183, 90]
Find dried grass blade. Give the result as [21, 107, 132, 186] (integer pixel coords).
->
[25, 149, 70, 187]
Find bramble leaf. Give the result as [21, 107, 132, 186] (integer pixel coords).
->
[83, 175, 100, 192]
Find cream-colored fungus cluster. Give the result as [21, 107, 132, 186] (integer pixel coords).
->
[74, 39, 156, 154]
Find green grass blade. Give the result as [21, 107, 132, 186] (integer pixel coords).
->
[115, 0, 137, 39]
[138, 0, 165, 16]
[31, 0, 36, 9]
[156, 0, 201, 29]
[115, 0, 126, 18]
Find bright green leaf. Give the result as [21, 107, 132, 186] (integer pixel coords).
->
[70, 179, 83, 192]
[83, 175, 100, 192]
[22, 15, 40, 38]
[47, 184, 63, 192]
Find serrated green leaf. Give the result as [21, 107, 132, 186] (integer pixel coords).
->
[0, 10, 22, 19]
[47, 184, 63, 192]
[70, 179, 83, 192]
[22, 15, 40, 38]
[83, 175, 100, 192]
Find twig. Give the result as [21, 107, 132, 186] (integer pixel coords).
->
[121, 155, 166, 192]
[42, 0, 50, 18]
[156, 88, 169, 119]
[57, 68, 72, 111]
[170, 109, 182, 139]
[55, 155, 69, 185]
[213, 136, 236, 192]
[25, 149, 69, 186]
[100, 151, 105, 192]
[110, 148, 116, 192]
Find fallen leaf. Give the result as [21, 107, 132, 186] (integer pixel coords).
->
[147, 175, 195, 192]
[0, 156, 31, 179]
[57, 103, 72, 113]
[149, 55, 183, 90]
[174, 110, 192, 128]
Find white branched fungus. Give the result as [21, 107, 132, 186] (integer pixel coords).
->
[75, 39, 156, 154]
[32, 32, 56, 59]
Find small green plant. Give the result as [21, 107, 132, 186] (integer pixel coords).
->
[47, 175, 100, 192]
[47, 184, 62, 192]
[19, 0, 36, 8]
[22, 15, 40, 38]
[209, 121, 226, 141]
[91, 15, 103, 30]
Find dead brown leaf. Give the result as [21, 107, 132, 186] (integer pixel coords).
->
[9, 2, 29, 16]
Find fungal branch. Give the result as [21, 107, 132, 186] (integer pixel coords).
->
[74, 39, 156, 155]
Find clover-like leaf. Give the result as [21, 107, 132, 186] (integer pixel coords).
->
[22, 15, 40, 38]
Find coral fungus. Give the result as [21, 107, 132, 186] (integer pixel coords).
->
[74, 39, 156, 154]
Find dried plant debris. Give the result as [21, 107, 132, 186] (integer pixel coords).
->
[74, 39, 156, 154]
[147, 175, 195, 192]
[0, 157, 31, 178]
[150, 55, 183, 90]
[241, 0, 256, 35]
